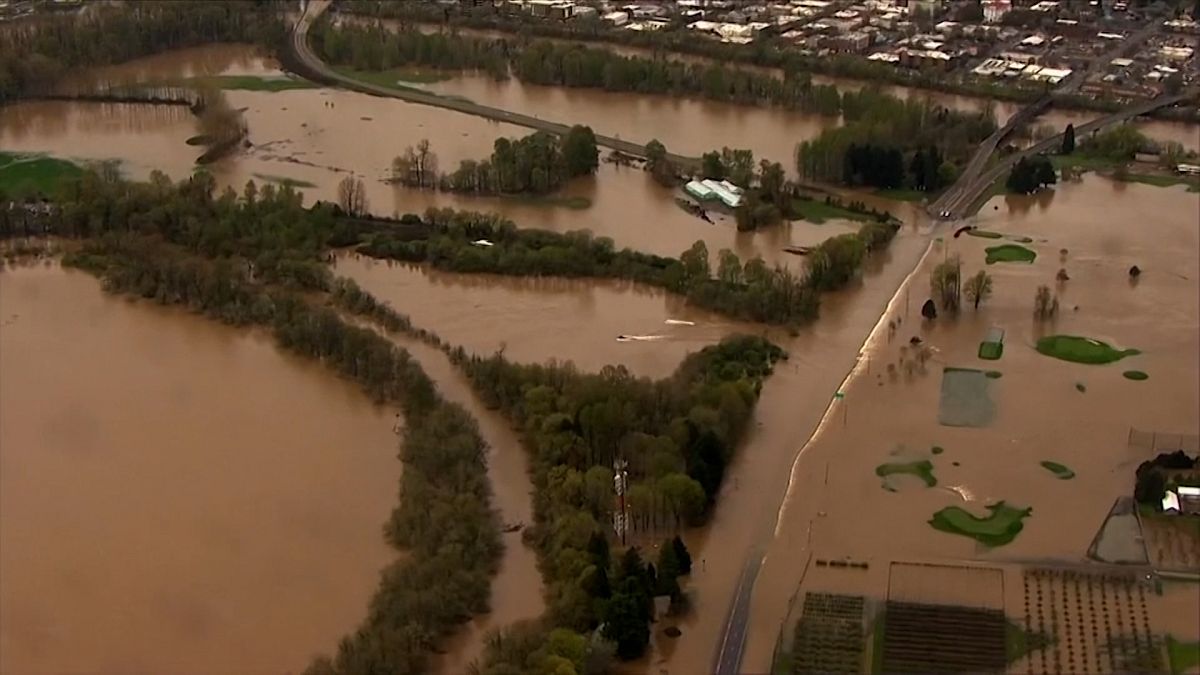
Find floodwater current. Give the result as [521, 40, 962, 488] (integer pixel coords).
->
[0, 263, 399, 674]
[1, 41, 1196, 674]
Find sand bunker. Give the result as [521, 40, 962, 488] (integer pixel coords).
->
[929, 501, 1032, 547]
[938, 367, 996, 427]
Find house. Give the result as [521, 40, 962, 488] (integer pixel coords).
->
[1162, 486, 1200, 515]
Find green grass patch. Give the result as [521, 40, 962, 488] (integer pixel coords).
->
[1036, 335, 1141, 364]
[500, 193, 592, 210]
[1040, 461, 1075, 479]
[0, 151, 84, 198]
[251, 173, 317, 189]
[985, 244, 1037, 264]
[1123, 370, 1149, 381]
[931, 446, 944, 455]
[1168, 636, 1200, 675]
[178, 74, 316, 92]
[929, 501, 1032, 547]
[1051, 154, 1117, 173]
[788, 197, 874, 224]
[978, 341, 1004, 360]
[875, 460, 937, 489]
[966, 229, 1003, 239]
[1008, 235, 1034, 243]
[986, 370, 1003, 379]
[332, 65, 452, 91]
[1121, 172, 1199, 189]
[1006, 621, 1053, 664]
[876, 188, 928, 202]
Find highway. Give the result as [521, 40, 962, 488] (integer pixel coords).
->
[288, 0, 699, 168]
[930, 20, 1167, 220]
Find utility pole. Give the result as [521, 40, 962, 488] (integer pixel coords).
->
[613, 458, 629, 546]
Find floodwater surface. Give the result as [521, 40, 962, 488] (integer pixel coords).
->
[0, 263, 399, 674]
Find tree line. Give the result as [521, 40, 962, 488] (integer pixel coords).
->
[0, 0, 288, 104]
[395, 127, 599, 196]
[1005, 156, 1057, 194]
[452, 332, 784, 663]
[796, 90, 996, 191]
[314, 19, 858, 117]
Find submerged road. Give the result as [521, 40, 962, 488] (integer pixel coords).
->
[289, 0, 699, 168]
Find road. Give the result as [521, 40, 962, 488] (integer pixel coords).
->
[712, 549, 765, 675]
[288, 0, 699, 167]
[930, 20, 1166, 220]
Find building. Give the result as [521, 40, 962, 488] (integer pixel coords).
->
[983, 0, 1011, 23]
[603, 10, 629, 25]
[1162, 485, 1200, 515]
[684, 179, 744, 208]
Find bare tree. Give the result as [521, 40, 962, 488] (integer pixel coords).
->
[963, 270, 993, 310]
[337, 175, 369, 217]
[930, 254, 962, 314]
[1034, 284, 1059, 320]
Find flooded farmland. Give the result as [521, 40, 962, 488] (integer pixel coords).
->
[2, 36, 1197, 675]
[0, 263, 399, 674]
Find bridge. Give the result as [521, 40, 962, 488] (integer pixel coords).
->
[929, 20, 1171, 220]
[286, 0, 699, 168]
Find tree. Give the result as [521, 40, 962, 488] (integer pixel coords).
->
[1034, 284, 1058, 319]
[700, 151, 724, 180]
[1164, 71, 1184, 96]
[671, 535, 692, 575]
[602, 583, 650, 659]
[645, 139, 667, 170]
[1061, 123, 1075, 155]
[337, 175, 369, 217]
[1134, 467, 1167, 507]
[930, 255, 962, 313]
[963, 270, 993, 310]
[563, 125, 600, 177]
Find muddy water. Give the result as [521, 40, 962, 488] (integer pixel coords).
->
[0, 263, 399, 674]
[0, 49, 875, 273]
[334, 254, 768, 379]
[741, 175, 1200, 670]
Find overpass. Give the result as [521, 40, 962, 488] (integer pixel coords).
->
[286, 0, 699, 168]
[929, 20, 1166, 220]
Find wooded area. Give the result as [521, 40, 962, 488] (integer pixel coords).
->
[0, 0, 287, 104]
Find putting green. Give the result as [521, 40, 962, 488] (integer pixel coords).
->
[985, 244, 1037, 264]
[1040, 461, 1075, 479]
[929, 501, 1032, 547]
[1036, 335, 1141, 364]
[876, 460, 937, 490]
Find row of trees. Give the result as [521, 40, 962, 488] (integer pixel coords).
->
[311, 20, 510, 80]
[1005, 156, 1057, 194]
[795, 91, 995, 189]
[397, 128, 600, 196]
[0, 0, 287, 104]
[358, 207, 824, 326]
[41, 171, 503, 673]
[452, 333, 784, 662]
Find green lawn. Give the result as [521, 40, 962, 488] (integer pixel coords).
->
[979, 340, 1004, 360]
[1122, 172, 1200, 190]
[876, 460, 937, 489]
[0, 152, 84, 197]
[876, 188, 929, 203]
[1168, 636, 1200, 675]
[985, 244, 1037, 264]
[1123, 370, 1149, 381]
[789, 197, 874, 224]
[1040, 461, 1075, 480]
[929, 501, 1032, 547]
[1036, 335, 1141, 364]
[179, 74, 316, 92]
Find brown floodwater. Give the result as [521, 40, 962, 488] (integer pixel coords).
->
[5, 42, 1195, 673]
[0, 263, 399, 674]
[740, 174, 1200, 670]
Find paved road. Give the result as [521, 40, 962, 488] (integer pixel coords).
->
[289, 0, 699, 167]
[712, 549, 764, 675]
[930, 20, 1166, 219]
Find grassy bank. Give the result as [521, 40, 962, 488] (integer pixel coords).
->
[0, 152, 84, 197]
[332, 65, 452, 90]
[178, 74, 316, 92]
[790, 196, 877, 224]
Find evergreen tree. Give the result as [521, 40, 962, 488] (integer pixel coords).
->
[672, 536, 692, 575]
[1062, 123, 1076, 155]
[562, 125, 599, 177]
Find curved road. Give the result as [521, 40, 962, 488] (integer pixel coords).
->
[289, 0, 698, 168]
